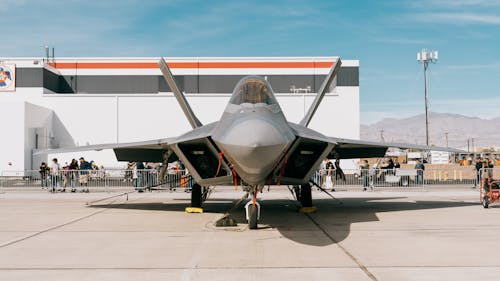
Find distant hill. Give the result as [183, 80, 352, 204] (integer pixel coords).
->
[361, 112, 500, 150]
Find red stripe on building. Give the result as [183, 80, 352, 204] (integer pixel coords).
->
[48, 61, 335, 69]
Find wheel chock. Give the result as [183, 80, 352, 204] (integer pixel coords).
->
[215, 214, 238, 227]
[185, 207, 203, 213]
[299, 206, 317, 213]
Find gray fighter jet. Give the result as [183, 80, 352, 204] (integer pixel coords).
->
[39, 57, 461, 229]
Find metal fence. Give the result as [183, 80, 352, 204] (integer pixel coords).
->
[312, 167, 500, 190]
[1, 167, 499, 192]
[313, 169, 425, 190]
[0, 169, 192, 192]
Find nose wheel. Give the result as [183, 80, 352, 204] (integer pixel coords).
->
[245, 186, 261, 229]
[245, 200, 260, 229]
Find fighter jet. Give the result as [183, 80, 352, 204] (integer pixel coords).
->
[39, 57, 461, 229]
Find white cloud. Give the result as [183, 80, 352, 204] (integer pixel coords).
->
[412, 0, 500, 7]
[411, 12, 500, 25]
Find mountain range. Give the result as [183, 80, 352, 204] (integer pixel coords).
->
[360, 112, 500, 150]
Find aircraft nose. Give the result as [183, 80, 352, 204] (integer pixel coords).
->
[215, 118, 293, 183]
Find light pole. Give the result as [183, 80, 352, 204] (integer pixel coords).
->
[417, 49, 438, 146]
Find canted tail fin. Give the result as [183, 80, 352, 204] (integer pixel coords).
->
[299, 58, 342, 127]
[158, 57, 202, 129]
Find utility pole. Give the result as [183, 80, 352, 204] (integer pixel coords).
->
[445, 132, 449, 148]
[467, 139, 470, 153]
[417, 49, 438, 146]
[471, 138, 475, 153]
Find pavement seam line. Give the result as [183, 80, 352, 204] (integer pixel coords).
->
[0, 194, 135, 249]
[289, 191, 379, 281]
[304, 213, 379, 281]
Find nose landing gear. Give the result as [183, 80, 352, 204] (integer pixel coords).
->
[245, 186, 261, 229]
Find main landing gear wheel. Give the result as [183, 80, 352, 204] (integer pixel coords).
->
[191, 183, 202, 208]
[185, 183, 203, 213]
[300, 183, 313, 207]
[298, 183, 317, 213]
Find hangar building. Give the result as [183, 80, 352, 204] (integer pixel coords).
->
[0, 57, 360, 171]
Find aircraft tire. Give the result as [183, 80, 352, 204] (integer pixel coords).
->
[191, 184, 202, 208]
[300, 183, 313, 207]
[248, 204, 258, 229]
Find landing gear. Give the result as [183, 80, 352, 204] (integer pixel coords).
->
[245, 201, 260, 229]
[185, 183, 204, 213]
[298, 183, 317, 213]
[300, 183, 313, 207]
[245, 186, 261, 229]
[191, 183, 202, 207]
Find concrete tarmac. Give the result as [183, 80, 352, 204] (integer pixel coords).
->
[0, 187, 499, 281]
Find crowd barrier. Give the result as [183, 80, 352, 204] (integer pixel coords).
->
[1, 167, 498, 192]
[312, 167, 500, 190]
[0, 169, 192, 192]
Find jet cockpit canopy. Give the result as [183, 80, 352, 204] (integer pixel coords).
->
[229, 76, 277, 105]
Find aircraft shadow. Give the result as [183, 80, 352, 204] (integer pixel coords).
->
[90, 195, 478, 247]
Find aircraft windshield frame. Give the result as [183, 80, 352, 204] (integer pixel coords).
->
[230, 77, 277, 105]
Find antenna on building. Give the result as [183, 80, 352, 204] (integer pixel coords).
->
[45, 46, 49, 63]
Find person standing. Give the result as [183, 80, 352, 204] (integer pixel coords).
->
[79, 157, 91, 193]
[360, 160, 370, 191]
[394, 159, 403, 186]
[68, 159, 79, 192]
[136, 162, 145, 192]
[49, 158, 61, 192]
[414, 159, 425, 185]
[334, 159, 346, 181]
[39, 162, 50, 189]
[324, 159, 335, 191]
[475, 157, 483, 189]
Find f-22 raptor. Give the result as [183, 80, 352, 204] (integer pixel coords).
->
[43, 57, 459, 229]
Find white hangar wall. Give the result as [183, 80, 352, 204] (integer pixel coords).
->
[0, 57, 360, 171]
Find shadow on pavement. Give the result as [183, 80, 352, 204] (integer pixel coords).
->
[90, 195, 479, 247]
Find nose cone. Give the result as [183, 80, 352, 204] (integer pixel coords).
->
[214, 118, 293, 184]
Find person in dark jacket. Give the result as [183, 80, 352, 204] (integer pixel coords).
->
[360, 160, 370, 191]
[68, 159, 79, 192]
[79, 157, 92, 193]
[334, 159, 346, 181]
[39, 162, 50, 189]
[136, 162, 145, 192]
[415, 159, 425, 185]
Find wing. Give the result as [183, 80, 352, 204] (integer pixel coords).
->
[278, 122, 464, 185]
[328, 137, 463, 159]
[33, 138, 174, 162]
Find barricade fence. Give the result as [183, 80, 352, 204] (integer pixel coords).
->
[312, 167, 500, 190]
[1, 167, 498, 192]
[0, 169, 193, 192]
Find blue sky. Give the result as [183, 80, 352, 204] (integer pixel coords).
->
[1, 0, 499, 124]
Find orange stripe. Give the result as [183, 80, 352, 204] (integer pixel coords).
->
[48, 61, 335, 69]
